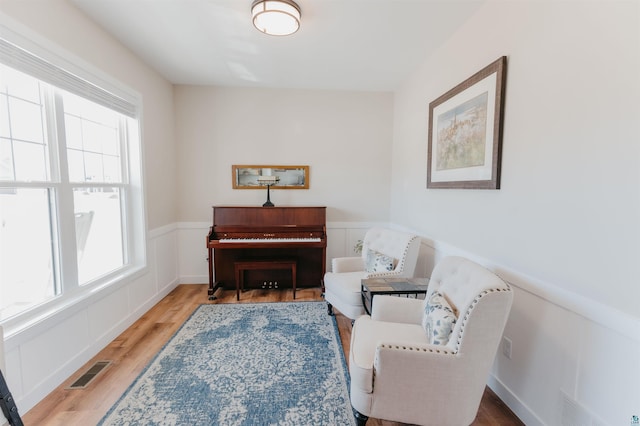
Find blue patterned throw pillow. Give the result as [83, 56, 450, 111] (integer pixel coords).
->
[422, 291, 457, 345]
[365, 249, 397, 273]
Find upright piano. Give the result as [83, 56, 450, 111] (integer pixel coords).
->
[206, 206, 327, 300]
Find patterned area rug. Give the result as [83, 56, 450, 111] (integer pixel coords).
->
[99, 302, 355, 426]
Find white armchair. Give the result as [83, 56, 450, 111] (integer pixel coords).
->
[349, 256, 513, 426]
[323, 227, 421, 320]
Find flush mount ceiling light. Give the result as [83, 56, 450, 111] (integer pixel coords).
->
[251, 0, 301, 36]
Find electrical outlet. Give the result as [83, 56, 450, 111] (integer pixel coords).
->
[502, 336, 512, 359]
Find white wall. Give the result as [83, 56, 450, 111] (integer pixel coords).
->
[0, 0, 178, 230]
[391, 1, 640, 425]
[174, 86, 394, 222]
[3, 1, 639, 424]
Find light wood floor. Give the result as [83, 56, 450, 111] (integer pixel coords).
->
[22, 284, 523, 425]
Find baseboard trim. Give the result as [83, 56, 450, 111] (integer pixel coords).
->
[487, 374, 545, 426]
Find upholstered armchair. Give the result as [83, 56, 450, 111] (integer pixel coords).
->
[349, 256, 513, 426]
[323, 227, 421, 320]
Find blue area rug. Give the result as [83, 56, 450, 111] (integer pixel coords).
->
[99, 302, 355, 426]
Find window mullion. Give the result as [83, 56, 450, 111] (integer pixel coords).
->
[118, 119, 130, 266]
[51, 91, 80, 293]
[41, 88, 63, 297]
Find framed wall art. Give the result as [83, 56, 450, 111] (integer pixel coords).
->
[427, 56, 507, 189]
[232, 165, 309, 189]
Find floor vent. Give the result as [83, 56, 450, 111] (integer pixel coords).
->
[67, 361, 111, 389]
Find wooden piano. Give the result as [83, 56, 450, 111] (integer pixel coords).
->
[206, 206, 327, 300]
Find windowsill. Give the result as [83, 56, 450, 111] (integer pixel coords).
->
[0, 264, 147, 345]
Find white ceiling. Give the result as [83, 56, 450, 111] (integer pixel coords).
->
[71, 0, 483, 92]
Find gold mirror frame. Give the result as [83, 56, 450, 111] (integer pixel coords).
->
[232, 165, 309, 189]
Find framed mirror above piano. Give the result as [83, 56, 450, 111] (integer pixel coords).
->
[232, 165, 309, 189]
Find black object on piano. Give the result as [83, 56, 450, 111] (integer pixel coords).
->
[206, 206, 327, 300]
[0, 369, 24, 426]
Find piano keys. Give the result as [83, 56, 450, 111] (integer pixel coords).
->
[218, 237, 321, 243]
[206, 206, 327, 300]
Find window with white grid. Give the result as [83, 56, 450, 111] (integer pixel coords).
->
[0, 36, 145, 323]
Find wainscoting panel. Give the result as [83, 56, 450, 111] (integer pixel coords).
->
[577, 320, 640, 423]
[127, 271, 157, 315]
[418, 237, 640, 426]
[325, 228, 347, 267]
[0, 326, 4, 372]
[491, 286, 583, 426]
[1, 224, 181, 414]
[19, 309, 90, 400]
[325, 223, 376, 268]
[87, 286, 130, 348]
[153, 227, 179, 292]
[177, 222, 209, 284]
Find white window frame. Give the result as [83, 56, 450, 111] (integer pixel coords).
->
[0, 19, 147, 334]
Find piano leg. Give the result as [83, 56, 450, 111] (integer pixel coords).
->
[208, 281, 224, 301]
[327, 302, 334, 316]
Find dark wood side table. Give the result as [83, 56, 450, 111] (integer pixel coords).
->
[361, 277, 429, 315]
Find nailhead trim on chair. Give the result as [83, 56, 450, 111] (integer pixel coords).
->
[452, 286, 513, 350]
[379, 343, 455, 355]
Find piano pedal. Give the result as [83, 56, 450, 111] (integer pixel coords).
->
[256, 282, 284, 290]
